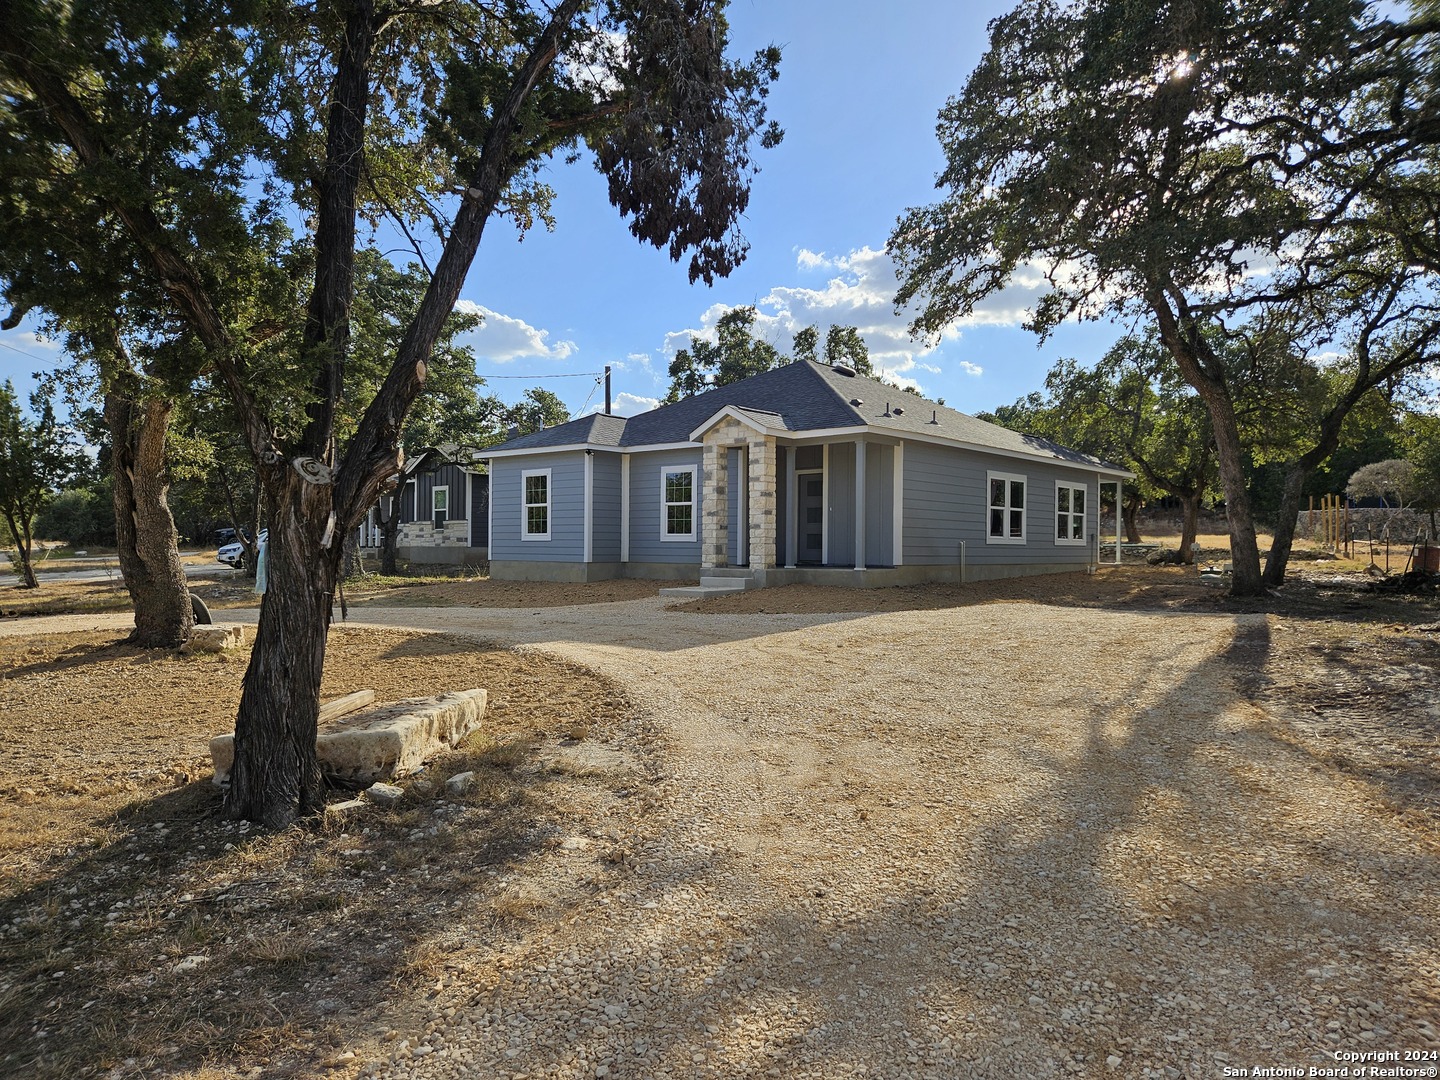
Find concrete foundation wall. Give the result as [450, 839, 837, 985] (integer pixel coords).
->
[489, 559, 700, 583]
[399, 545, 488, 566]
[760, 561, 1091, 588]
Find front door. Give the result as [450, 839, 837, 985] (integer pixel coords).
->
[797, 471, 824, 565]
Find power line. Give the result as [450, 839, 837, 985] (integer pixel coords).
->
[0, 338, 54, 364]
[481, 370, 606, 379]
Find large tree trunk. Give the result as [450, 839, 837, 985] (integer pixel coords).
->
[2, 507, 38, 588]
[1122, 489, 1143, 543]
[1178, 493, 1202, 564]
[1150, 296, 1265, 595]
[225, 471, 341, 828]
[105, 388, 193, 646]
[1262, 464, 1312, 589]
[377, 494, 400, 576]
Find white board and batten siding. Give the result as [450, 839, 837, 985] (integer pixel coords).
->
[901, 441, 1097, 567]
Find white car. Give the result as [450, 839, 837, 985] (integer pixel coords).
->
[218, 530, 266, 569]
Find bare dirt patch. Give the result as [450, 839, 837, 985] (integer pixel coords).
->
[0, 626, 640, 1079]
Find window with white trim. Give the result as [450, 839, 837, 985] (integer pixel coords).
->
[1055, 481, 1086, 544]
[660, 465, 697, 541]
[432, 485, 449, 530]
[987, 470, 1027, 543]
[522, 469, 550, 540]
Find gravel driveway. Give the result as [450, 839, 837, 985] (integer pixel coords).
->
[12, 596, 1434, 1078]
[321, 597, 1440, 1079]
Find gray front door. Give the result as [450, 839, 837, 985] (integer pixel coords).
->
[798, 472, 824, 565]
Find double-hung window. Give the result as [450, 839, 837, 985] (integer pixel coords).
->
[522, 469, 551, 541]
[987, 471, 1027, 543]
[660, 465, 697, 541]
[432, 485, 448, 530]
[1056, 481, 1086, 544]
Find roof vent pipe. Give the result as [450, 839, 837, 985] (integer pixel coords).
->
[882, 402, 892, 418]
[929, 410, 939, 425]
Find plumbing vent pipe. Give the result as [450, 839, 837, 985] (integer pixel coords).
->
[929, 410, 939, 425]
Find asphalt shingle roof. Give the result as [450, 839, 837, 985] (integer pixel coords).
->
[483, 360, 1127, 473]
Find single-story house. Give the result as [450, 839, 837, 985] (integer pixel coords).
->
[480, 360, 1133, 586]
[356, 444, 489, 565]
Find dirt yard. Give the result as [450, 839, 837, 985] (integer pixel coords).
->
[1, 565, 1437, 1079]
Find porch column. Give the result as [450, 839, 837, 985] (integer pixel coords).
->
[748, 435, 777, 570]
[1115, 477, 1122, 565]
[702, 441, 729, 569]
[784, 444, 797, 568]
[854, 437, 867, 571]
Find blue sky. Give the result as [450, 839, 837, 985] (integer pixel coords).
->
[0, 0, 1130, 422]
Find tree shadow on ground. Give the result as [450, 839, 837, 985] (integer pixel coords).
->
[0, 727, 623, 1079]
[427, 615, 1439, 1077]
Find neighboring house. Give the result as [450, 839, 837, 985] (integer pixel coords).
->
[480, 360, 1133, 586]
[356, 444, 489, 565]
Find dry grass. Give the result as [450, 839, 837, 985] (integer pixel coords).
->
[0, 626, 641, 1079]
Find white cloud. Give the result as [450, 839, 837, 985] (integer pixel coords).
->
[454, 301, 576, 362]
[606, 391, 660, 417]
[795, 248, 832, 271]
[958, 361, 983, 376]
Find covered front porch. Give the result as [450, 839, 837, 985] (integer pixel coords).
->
[693, 407, 904, 577]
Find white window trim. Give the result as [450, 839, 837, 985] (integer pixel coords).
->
[1055, 480, 1087, 546]
[432, 484, 449, 523]
[659, 464, 698, 542]
[986, 469, 1028, 545]
[521, 468, 551, 542]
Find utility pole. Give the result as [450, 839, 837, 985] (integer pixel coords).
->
[604, 365, 612, 415]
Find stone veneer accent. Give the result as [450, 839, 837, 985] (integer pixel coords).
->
[398, 519, 470, 547]
[699, 416, 777, 571]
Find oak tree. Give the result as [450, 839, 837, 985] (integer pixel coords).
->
[1, 0, 781, 826]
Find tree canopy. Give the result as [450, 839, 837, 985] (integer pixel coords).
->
[663, 309, 876, 401]
[891, 0, 1440, 594]
[0, 382, 81, 587]
[0, 0, 783, 826]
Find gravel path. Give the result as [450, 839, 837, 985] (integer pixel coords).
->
[335, 599, 1438, 1079]
[13, 599, 1438, 1078]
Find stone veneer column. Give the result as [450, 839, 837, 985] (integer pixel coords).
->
[747, 434, 777, 570]
[701, 440, 729, 568]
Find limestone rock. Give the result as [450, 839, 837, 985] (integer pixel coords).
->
[181, 624, 248, 655]
[366, 783, 404, 806]
[210, 688, 486, 786]
[445, 771, 477, 795]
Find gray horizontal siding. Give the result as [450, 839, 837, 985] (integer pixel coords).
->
[902, 441, 1098, 566]
[592, 453, 622, 562]
[627, 449, 703, 564]
[490, 453, 585, 562]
